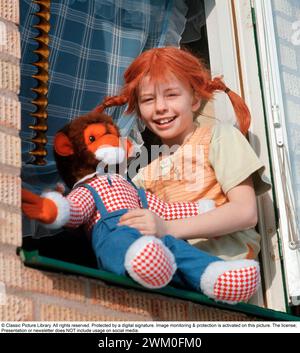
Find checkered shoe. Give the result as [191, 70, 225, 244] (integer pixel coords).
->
[125, 236, 177, 289]
[200, 260, 260, 304]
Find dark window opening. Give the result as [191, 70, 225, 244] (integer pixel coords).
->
[22, 227, 98, 269]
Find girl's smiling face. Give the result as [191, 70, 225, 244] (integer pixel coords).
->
[138, 73, 201, 147]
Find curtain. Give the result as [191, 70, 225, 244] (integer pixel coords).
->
[20, 0, 188, 236]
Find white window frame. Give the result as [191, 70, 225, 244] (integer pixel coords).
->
[204, 0, 287, 311]
[251, 0, 300, 306]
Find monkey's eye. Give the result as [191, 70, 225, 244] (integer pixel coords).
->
[89, 135, 95, 142]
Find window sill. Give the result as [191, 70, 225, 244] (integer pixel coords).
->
[19, 249, 299, 321]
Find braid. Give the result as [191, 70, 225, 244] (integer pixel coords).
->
[93, 95, 128, 113]
[208, 76, 251, 135]
[206, 76, 227, 93]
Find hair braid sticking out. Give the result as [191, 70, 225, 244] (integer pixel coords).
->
[93, 95, 128, 113]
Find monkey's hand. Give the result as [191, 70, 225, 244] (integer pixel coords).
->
[22, 189, 58, 224]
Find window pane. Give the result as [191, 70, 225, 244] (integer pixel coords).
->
[271, 0, 300, 229]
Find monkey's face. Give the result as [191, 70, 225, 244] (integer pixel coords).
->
[83, 123, 126, 165]
[54, 115, 132, 171]
[83, 122, 132, 166]
[54, 112, 133, 186]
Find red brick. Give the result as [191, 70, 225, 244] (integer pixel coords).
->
[0, 253, 86, 301]
[0, 173, 20, 208]
[0, 60, 20, 94]
[0, 22, 20, 58]
[0, 0, 19, 24]
[0, 208, 21, 246]
[0, 294, 34, 321]
[0, 132, 21, 168]
[39, 303, 123, 321]
[0, 94, 21, 130]
[91, 283, 190, 320]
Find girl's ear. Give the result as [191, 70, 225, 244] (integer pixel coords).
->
[192, 93, 201, 112]
[54, 132, 74, 156]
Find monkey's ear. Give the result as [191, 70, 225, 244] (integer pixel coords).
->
[54, 132, 74, 156]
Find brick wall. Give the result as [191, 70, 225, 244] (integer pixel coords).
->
[0, 0, 257, 322]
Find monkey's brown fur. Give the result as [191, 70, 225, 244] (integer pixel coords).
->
[54, 111, 119, 189]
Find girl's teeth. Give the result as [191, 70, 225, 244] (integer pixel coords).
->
[158, 117, 175, 125]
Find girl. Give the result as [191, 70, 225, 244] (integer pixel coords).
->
[98, 47, 270, 261]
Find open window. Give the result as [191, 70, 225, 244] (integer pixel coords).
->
[20, 0, 300, 319]
[199, 0, 300, 315]
[252, 0, 300, 310]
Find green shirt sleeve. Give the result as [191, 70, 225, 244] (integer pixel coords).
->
[209, 123, 271, 195]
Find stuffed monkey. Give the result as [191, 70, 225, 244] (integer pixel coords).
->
[22, 110, 260, 304]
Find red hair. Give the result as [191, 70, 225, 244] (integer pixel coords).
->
[96, 47, 251, 135]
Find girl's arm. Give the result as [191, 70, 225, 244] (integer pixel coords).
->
[165, 177, 257, 239]
[119, 177, 257, 238]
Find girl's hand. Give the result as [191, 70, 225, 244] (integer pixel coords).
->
[118, 209, 167, 237]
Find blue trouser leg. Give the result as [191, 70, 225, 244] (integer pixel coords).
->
[93, 229, 222, 289]
[92, 212, 222, 290]
[92, 223, 142, 276]
[161, 235, 222, 291]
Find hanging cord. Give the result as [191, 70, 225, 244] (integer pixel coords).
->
[29, 0, 51, 165]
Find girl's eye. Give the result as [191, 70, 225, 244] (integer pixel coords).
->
[142, 98, 153, 103]
[89, 136, 95, 142]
